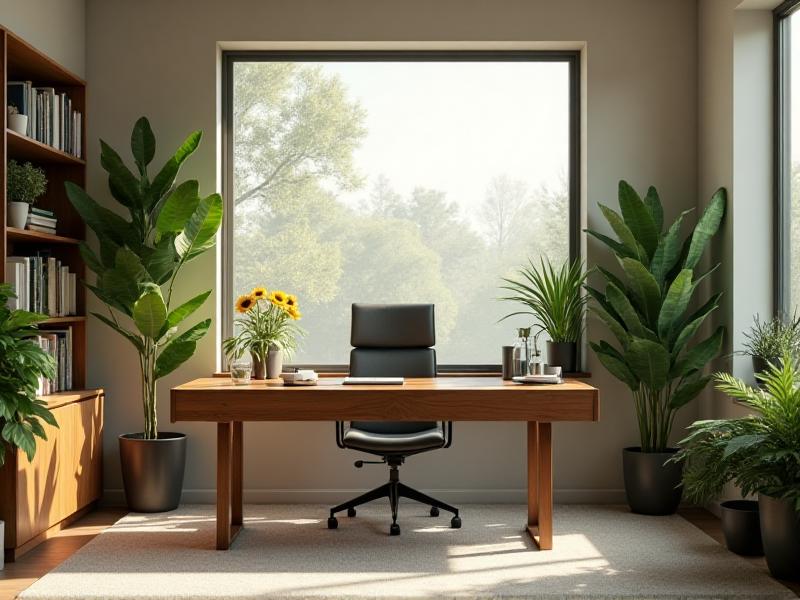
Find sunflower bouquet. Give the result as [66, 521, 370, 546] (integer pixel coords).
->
[223, 286, 303, 369]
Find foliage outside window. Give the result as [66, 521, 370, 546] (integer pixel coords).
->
[226, 53, 577, 365]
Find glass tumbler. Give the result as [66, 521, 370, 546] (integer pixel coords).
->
[231, 356, 253, 385]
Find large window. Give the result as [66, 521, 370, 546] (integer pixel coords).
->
[223, 51, 579, 367]
[777, 2, 800, 313]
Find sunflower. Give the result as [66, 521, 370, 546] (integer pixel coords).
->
[235, 294, 256, 313]
[286, 305, 302, 320]
[285, 294, 298, 308]
[251, 286, 268, 300]
[270, 290, 288, 305]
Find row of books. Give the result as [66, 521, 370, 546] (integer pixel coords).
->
[7, 81, 83, 158]
[25, 207, 58, 235]
[4, 253, 77, 316]
[33, 328, 73, 394]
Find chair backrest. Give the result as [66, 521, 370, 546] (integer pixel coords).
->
[349, 303, 437, 434]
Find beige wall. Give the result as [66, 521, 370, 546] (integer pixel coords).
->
[0, 0, 85, 77]
[84, 0, 699, 504]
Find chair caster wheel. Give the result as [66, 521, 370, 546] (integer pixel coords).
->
[450, 516, 461, 529]
[430, 506, 439, 517]
[389, 523, 401, 536]
[327, 517, 338, 529]
[347, 507, 357, 517]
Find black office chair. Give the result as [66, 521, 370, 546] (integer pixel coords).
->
[328, 303, 461, 536]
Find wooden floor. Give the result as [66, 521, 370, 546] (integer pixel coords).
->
[0, 506, 796, 599]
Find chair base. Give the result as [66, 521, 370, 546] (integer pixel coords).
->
[329, 464, 460, 535]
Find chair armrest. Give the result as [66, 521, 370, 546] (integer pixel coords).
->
[442, 421, 454, 449]
[336, 421, 347, 449]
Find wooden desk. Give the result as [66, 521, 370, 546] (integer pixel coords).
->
[170, 377, 599, 551]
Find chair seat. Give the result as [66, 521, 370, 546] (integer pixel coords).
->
[343, 426, 445, 453]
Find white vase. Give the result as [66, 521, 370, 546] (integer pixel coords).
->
[8, 113, 28, 135]
[8, 201, 29, 229]
[267, 347, 284, 379]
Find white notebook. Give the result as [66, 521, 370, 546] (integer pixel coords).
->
[343, 377, 404, 385]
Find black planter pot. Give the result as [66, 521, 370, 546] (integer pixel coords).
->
[720, 500, 763, 556]
[119, 432, 187, 512]
[546, 341, 577, 373]
[622, 447, 683, 515]
[759, 493, 800, 581]
[752, 356, 779, 379]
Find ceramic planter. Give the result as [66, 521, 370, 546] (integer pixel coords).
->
[251, 352, 267, 380]
[622, 447, 683, 515]
[752, 356, 779, 380]
[720, 500, 763, 556]
[8, 113, 27, 135]
[7, 201, 29, 229]
[759, 493, 800, 581]
[267, 347, 283, 379]
[546, 341, 577, 372]
[119, 432, 187, 512]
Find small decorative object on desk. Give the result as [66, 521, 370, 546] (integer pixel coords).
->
[500, 258, 587, 373]
[280, 369, 318, 386]
[230, 355, 253, 385]
[513, 366, 562, 385]
[7, 160, 47, 230]
[223, 286, 304, 380]
[512, 327, 532, 376]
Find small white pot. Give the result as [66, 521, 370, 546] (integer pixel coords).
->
[8, 201, 29, 229]
[8, 113, 28, 135]
[0, 519, 4, 570]
[267, 347, 284, 379]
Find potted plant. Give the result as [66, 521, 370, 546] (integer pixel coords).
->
[586, 181, 726, 515]
[672, 358, 800, 579]
[741, 313, 800, 378]
[7, 105, 28, 136]
[6, 159, 47, 229]
[223, 287, 303, 379]
[0, 283, 59, 569]
[65, 117, 222, 512]
[501, 258, 587, 372]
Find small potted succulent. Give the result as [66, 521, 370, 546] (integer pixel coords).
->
[672, 358, 800, 579]
[7, 104, 28, 136]
[500, 258, 587, 372]
[7, 159, 47, 229]
[741, 313, 800, 378]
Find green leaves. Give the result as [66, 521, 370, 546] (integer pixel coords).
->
[133, 287, 168, 338]
[685, 187, 726, 270]
[156, 180, 200, 234]
[174, 193, 223, 261]
[586, 182, 727, 452]
[164, 290, 211, 332]
[131, 116, 156, 173]
[155, 319, 211, 379]
[149, 130, 202, 209]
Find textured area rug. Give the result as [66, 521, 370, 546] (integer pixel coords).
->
[19, 504, 794, 599]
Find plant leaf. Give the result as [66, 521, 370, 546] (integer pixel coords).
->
[658, 269, 693, 341]
[148, 130, 202, 209]
[643, 186, 664, 232]
[606, 283, 656, 341]
[671, 326, 725, 377]
[133, 287, 168, 339]
[163, 290, 211, 332]
[131, 116, 156, 173]
[650, 210, 691, 285]
[669, 376, 712, 410]
[618, 180, 659, 258]
[155, 180, 201, 234]
[91, 312, 144, 352]
[65, 181, 134, 247]
[154, 319, 211, 379]
[619, 257, 661, 324]
[174, 193, 223, 261]
[591, 341, 640, 390]
[599, 203, 646, 261]
[685, 187, 726, 270]
[625, 337, 670, 390]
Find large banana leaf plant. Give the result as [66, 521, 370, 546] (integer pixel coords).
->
[586, 181, 726, 452]
[65, 117, 222, 440]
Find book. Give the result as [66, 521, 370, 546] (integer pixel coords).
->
[27, 214, 57, 227]
[26, 224, 57, 234]
[5, 254, 76, 316]
[30, 207, 55, 218]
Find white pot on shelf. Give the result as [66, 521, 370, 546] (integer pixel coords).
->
[267, 347, 284, 379]
[7, 201, 29, 229]
[8, 113, 27, 135]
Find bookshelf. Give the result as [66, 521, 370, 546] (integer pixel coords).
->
[1, 25, 103, 562]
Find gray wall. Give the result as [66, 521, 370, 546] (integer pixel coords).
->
[84, 0, 700, 504]
[0, 0, 85, 78]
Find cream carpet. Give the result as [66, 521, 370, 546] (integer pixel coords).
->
[20, 504, 795, 599]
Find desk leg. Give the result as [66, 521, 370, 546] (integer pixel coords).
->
[232, 422, 243, 526]
[526, 421, 553, 550]
[217, 422, 242, 550]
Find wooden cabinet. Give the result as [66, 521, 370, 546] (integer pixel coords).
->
[1, 390, 103, 561]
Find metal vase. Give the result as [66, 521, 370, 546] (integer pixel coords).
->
[251, 352, 266, 380]
[546, 341, 577, 373]
[267, 347, 284, 379]
[119, 432, 186, 512]
[622, 447, 683, 515]
[720, 500, 763, 556]
[759, 493, 800, 580]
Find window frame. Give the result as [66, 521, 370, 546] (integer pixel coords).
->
[221, 49, 582, 372]
[775, 1, 800, 313]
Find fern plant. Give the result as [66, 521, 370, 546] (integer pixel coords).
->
[673, 357, 800, 511]
[586, 181, 727, 452]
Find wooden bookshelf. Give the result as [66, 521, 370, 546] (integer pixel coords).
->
[1, 25, 103, 563]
